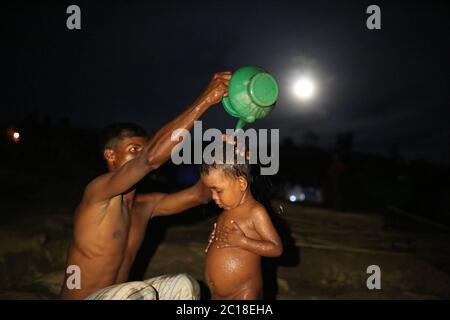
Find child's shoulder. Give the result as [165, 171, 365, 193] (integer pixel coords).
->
[247, 199, 269, 217]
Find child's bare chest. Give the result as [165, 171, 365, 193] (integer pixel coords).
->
[217, 210, 260, 240]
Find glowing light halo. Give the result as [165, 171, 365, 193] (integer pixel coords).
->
[293, 77, 316, 100]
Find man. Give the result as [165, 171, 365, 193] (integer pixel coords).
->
[60, 71, 231, 299]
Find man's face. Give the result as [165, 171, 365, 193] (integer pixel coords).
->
[200, 168, 247, 211]
[104, 136, 147, 170]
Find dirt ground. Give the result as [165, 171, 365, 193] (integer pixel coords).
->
[0, 199, 450, 299]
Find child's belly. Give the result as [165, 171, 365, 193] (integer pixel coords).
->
[205, 244, 261, 298]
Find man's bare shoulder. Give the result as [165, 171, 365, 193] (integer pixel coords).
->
[73, 175, 117, 222]
[83, 172, 115, 204]
[74, 179, 119, 226]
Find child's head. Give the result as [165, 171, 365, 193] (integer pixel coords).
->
[199, 140, 251, 210]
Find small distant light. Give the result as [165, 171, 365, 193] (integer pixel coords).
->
[12, 131, 21, 143]
[299, 193, 306, 201]
[289, 195, 297, 202]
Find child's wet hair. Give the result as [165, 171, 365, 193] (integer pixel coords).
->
[100, 123, 147, 150]
[199, 140, 252, 183]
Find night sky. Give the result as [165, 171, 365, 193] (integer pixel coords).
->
[2, 0, 449, 164]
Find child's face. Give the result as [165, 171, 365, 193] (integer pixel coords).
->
[201, 168, 248, 210]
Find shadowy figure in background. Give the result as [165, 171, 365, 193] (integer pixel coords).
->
[251, 167, 300, 300]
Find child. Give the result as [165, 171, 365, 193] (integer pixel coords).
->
[200, 139, 283, 300]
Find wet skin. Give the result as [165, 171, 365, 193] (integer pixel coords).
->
[60, 72, 231, 300]
[202, 169, 283, 300]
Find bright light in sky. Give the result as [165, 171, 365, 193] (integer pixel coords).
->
[293, 77, 316, 100]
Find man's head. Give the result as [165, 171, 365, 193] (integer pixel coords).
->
[100, 123, 148, 171]
[199, 140, 251, 210]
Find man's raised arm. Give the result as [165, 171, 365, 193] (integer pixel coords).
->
[84, 72, 231, 203]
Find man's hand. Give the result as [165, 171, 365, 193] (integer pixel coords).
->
[215, 220, 246, 249]
[200, 72, 232, 105]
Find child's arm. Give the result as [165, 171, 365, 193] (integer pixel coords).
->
[216, 206, 283, 257]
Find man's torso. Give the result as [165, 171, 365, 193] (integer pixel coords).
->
[60, 193, 150, 299]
